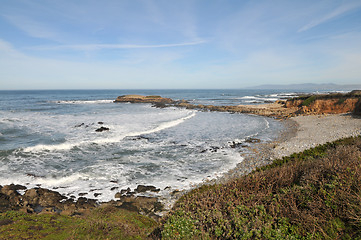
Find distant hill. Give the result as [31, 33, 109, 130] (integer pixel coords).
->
[247, 83, 361, 91]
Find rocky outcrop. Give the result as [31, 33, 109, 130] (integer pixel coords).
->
[175, 101, 297, 118]
[114, 95, 174, 104]
[285, 91, 361, 115]
[113, 91, 361, 118]
[0, 184, 163, 219]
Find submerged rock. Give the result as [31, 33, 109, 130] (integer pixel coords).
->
[95, 126, 110, 132]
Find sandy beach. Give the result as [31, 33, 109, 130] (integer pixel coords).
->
[272, 114, 361, 159]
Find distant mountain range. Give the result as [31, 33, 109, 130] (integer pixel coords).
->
[247, 83, 361, 91]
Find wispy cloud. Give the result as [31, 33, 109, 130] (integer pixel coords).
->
[2, 14, 60, 41]
[30, 40, 207, 51]
[298, 2, 361, 32]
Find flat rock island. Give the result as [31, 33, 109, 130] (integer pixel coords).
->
[114, 95, 174, 104]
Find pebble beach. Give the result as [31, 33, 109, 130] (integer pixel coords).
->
[273, 114, 361, 159]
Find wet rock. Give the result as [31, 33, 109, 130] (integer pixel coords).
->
[115, 192, 122, 199]
[209, 146, 220, 152]
[95, 126, 110, 132]
[135, 185, 160, 193]
[126, 136, 149, 141]
[245, 138, 261, 143]
[229, 141, 244, 148]
[120, 187, 131, 195]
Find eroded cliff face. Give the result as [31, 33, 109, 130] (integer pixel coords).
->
[285, 94, 361, 115]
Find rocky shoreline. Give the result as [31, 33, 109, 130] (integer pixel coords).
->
[0, 183, 168, 220]
[2, 92, 360, 220]
[114, 91, 361, 118]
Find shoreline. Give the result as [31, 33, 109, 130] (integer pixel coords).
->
[1, 98, 361, 218]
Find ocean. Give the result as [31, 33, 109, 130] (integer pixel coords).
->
[0, 89, 300, 202]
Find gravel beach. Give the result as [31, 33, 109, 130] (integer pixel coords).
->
[219, 113, 361, 183]
[273, 114, 361, 159]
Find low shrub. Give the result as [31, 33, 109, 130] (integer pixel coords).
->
[161, 136, 361, 239]
[301, 95, 317, 106]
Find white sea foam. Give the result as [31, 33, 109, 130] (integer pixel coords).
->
[23, 111, 196, 152]
[53, 100, 114, 104]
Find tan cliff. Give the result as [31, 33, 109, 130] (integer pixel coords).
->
[284, 90, 361, 115]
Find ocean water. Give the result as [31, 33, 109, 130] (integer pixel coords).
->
[0, 89, 298, 202]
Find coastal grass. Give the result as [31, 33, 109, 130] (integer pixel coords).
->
[0, 206, 158, 239]
[160, 136, 361, 239]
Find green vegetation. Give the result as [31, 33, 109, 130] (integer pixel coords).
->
[301, 95, 317, 106]
[160, 136, 361, 239]
[145, 95, 162, 99]
[0, 207, 158, 239]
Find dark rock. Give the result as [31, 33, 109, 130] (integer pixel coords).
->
[245, 138, 261, 143]
[78, 192, 87, 196]
[23, 188, 66, 207]
[75, 123, 85, 127]
[95, 126, 110, 132]
[135, 185, 160, 193]
[209, 146, 220, 152]
[230, 141, 242, 148]
[126, 136, 149, 141]
[0, 193, 12, 212]
[97, 122, 104, 124]
[1, 184, 26, 192]
[76, 197, 97, 209]
[94, 193, 102, 197]
[120, 187, 131, 195]
[110, 187, 119, 191]
[115, 195, 163, 218]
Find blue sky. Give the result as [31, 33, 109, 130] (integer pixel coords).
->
[1, 0, 361, 90]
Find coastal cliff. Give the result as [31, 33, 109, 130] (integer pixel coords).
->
[284, 90, 361, 115]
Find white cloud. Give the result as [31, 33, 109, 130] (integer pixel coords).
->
[298, 1, 361, 32]
[2, 14, 60, 41]
[29, 40, 207, 51]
